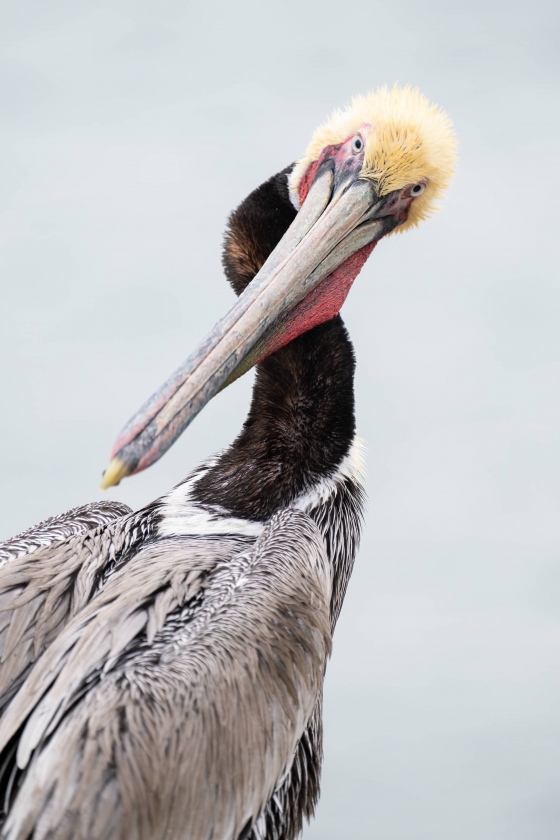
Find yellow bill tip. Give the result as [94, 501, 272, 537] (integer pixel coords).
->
[100, 457, 131, 490]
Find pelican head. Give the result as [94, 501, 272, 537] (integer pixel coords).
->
[102, 85, 456, 489]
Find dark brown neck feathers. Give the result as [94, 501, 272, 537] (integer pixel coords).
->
[193, 166, 357, 521]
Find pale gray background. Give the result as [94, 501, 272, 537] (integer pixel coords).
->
[1, 1, 559, 837]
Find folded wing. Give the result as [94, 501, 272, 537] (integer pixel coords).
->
[0, 508, 331, 840]
[0, 501, 132, 567]
[0, 502, 133, 714]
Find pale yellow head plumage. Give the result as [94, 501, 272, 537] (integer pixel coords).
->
[290, 85, 456, 232]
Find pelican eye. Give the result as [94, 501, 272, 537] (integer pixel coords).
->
[410, 183, 426, 196]
[351, 135, 364, 154]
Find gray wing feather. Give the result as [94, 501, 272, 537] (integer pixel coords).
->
[0, 508, 331, 840]
[0, 501, 132, 567]
[0, 507, 136, 715]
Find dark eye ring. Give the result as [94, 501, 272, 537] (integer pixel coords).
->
[351, 135, 364, 154]
[411, 183, 426, 196]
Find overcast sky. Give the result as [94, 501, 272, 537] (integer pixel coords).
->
[1, 1, 559, 837]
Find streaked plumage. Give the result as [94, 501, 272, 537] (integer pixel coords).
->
[0, 86, 455, 839]
[0, 444, 365, 839]
[0, 502, 131, 568]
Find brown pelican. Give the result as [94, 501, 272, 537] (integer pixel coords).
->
[0, 87, 455, 840]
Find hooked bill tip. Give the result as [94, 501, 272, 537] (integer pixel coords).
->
[100, 457, 131, 490]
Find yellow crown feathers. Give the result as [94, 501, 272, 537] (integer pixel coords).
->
[290, 85, 456, 233]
